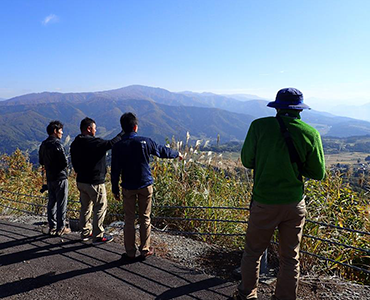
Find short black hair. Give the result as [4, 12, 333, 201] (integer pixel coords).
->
[120, 112, 138, 133]
[46, 120, 63, 135]
[80, 117, 96, 132]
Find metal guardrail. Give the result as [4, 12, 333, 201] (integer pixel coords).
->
[270, 241, 370, 276]
[305, 218, 370, 236]
[1, 188, 369, 276]
[0, 202, 45, 216]
[153, 204, 250, 211]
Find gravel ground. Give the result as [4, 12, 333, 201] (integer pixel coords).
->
[150, 229, 370, 300]
[3, 214, 370, 300]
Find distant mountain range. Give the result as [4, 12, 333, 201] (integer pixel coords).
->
[302, 97, 370, 122]
[2, 85, 370, 162]
[330, 103, 370, 123]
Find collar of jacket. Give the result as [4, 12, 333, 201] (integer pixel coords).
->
[47, 135, 59, 141]
[123, 132, 137, 139]
[78, 134, 94, 139]
[276, 109, 301, 119]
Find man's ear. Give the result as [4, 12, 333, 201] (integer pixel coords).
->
[134, 125, 138, 132]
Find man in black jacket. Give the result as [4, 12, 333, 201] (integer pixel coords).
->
[39, 120, 70, 236]
[111, 112, 182, 260]
[70, 117, 123, 245]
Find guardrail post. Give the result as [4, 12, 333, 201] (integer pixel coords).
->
[233, 249, 270, 280]
[260, 249, 268, 274]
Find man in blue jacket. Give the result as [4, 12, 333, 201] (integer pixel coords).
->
[111, 112, 182, 260]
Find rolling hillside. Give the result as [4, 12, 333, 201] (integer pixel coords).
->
[2, 85, 370, 162]
[0, 96, 254, 159]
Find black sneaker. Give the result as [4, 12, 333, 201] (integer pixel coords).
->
[121, 253, 136, 262]
[57, 227, 71, 236]
[229, 291, 241, 300]
[42, 226, 56, 236]
[81, 232, 93, 241]
[92, 235, 114, 245]
[49, 228, 57, 236]
[138, 247, 154, 261]
[229, 291, 256, 300]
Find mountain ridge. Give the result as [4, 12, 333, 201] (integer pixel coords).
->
[2, 85, 370, 162]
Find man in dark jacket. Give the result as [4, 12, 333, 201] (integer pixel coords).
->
[39, 120, 70, 236]
[111, 112, 182, 260]
[70, 117, 123, 245]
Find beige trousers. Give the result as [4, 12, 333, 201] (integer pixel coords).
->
[77, 182, 107, 240]
[238, 199, 306, 300]
[122, 185, 153, 257]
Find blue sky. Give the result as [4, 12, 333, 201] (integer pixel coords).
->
[1, 0, 370, 108]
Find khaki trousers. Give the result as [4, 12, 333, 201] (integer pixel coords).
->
[238, 199, 306, 300]
[122, 185, 153, 257]
[77, 182, 107, 240]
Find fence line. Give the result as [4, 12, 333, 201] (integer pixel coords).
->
[1, 189, 369, 237]
[0, 203, 45, 216]
[302, 233, 370, 255]
[1, 188, 369, 237]
[153, 204, 250, 211]
[0, 189, 47, 200]
[1, 188, 369, 276]
[270, 241, 370, 276]
[300, 249, 370, 275]
[305, 219, 370, 236]
[0, 195, 45, 208]
[152, 215, 249, 224]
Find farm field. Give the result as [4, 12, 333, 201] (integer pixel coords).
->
[324, 152, 370, 166]
[213, 150, 370, 168]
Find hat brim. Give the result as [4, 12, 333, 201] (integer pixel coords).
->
[267, 101, 310, 110]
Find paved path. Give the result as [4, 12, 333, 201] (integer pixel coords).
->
[0, 220, 236, 300]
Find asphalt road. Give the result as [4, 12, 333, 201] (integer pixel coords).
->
[0, 220, 236, 300]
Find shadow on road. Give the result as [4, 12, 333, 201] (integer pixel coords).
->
[0, 231, 88, 266]
[0, 259, 136, 298]
[154, 277, 228, 299]
[0, 220, 234, 299]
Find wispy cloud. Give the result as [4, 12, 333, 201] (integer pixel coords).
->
[42, 14, 59, 25]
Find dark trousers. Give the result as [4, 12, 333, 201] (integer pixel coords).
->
[47, 179, 68, 231]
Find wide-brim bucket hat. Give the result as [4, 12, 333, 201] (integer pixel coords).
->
[267, 87, 310, 110]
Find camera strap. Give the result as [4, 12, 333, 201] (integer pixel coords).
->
[276, 114, 303, 181]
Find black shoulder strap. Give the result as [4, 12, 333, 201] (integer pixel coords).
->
[276, 115, 303, 179]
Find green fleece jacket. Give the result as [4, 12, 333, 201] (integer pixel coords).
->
[241, 110, 325, 204]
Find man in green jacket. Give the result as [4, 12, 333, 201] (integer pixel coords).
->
[234, 88, 325, 300]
